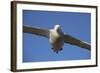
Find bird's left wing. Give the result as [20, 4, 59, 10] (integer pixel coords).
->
[64, 34, 91, 51]
[23, 26, 49, 38]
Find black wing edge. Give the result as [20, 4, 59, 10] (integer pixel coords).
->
[23, 26, 49, 38]
[64, 34, 91, 51]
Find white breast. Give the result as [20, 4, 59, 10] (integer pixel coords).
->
[49, 29, 60, 43]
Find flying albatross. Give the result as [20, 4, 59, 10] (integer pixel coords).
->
[23, 25, 91, 53]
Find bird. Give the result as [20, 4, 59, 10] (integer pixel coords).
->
[23, 25, 91, 54]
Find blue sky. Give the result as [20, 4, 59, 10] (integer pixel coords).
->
[23, 10, 91, 62]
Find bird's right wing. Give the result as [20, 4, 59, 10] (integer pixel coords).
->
[23, 26, 49, 38]
[64, 34, 91, 51]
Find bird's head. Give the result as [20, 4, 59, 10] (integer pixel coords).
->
[54, 25, 61, 31]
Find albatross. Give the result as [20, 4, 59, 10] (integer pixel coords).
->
[23, 25, 91, 53]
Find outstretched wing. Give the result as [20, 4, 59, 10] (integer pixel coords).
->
[23, 26, 49, 38]
[64, 34, 91, 51]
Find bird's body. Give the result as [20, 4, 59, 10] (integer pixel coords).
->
[49, 25, 64, 53]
